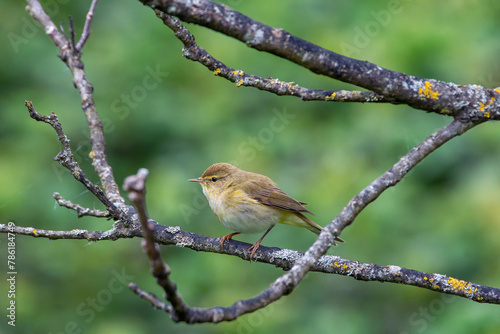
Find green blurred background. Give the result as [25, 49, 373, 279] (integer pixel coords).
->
[1, 0, 500, 333]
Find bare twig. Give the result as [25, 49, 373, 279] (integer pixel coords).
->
[76, 0, 99, 51]
[26, 0, 126, 209]
[128, 283, 172, 312]
[25, 101, 124, 220]
[142, 0, 500, 121]
[123, 168, 191, 321]
[53, 192, 110, 218]
[330, 119, 477, 235]
[153, 11, 393, 103]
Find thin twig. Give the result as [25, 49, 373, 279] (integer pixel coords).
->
[68, 16, 76, 55]
[76, 0, 99, 51]
[53, 192, 110, 218]
[128, 283, 172, 312]
[331, 119, 477, 235]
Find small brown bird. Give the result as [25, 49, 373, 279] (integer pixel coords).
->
[189, 163, 344, 259]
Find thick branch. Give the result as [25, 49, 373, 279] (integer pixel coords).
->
[1, 222, 498, 304]
[141, 0, 500, 121]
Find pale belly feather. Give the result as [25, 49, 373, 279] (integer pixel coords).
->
[204, 187, 277, 234]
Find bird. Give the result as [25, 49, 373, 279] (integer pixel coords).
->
[188, 162, 344, 260]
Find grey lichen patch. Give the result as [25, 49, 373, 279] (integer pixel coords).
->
[71, 229, 87, 236]
[385, 265, 402, 275]
[270, 249, 301, 263]
[99, 229, 116, 240]
[175, 239, 193, 248]
[315, 255, 342, 268]
[244, 24, 265, 46]
[165, 226, 181, 234]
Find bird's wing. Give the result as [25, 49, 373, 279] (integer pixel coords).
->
[241, 180, 314, 215]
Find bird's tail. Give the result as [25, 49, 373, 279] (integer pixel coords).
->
[283, 212, 345, 244]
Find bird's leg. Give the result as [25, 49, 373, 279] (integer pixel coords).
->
[220, 232, 241, 248]
[247, 226, 275, 261]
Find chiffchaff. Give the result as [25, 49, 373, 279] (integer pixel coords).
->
[189, 163, 344, 260]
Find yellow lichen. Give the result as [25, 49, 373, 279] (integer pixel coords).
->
[495, 88, 500, 94]
[236, 80, 244, 87]
[447, 277, 476, 295]
[89, 151, 96, 159]
[479, 96, 494, 117]
[213, 68, 221, 75]
[331, 262, 349, 270]
[418, 81, 439, 100]
[325, 92, 337, 101]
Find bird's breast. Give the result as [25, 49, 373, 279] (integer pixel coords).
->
[204, 187, 278, 234]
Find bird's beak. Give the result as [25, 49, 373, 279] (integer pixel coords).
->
[188, 177, 203, 183]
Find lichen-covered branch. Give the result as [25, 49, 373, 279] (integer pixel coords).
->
[1, 222, 498, 304]
[141, 0, 500, 121]
[153, 10, 393, 103]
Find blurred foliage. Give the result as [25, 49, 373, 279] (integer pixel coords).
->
[1, 0, 500, 333]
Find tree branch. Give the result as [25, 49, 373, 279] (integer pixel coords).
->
[75, 0, 99, 52]
[153, 10, 394, 103]
[124, 168, 191, 321]
[141, 0, 500, 121]
[329, 118, 477, 235]
[26, 0, 126, 209]
[53, 192, 111, 218]
[1, 222, 498, 304]
[25, 101, 124, 220]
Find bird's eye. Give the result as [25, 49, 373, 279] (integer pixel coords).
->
[211, 177, 218, 182]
